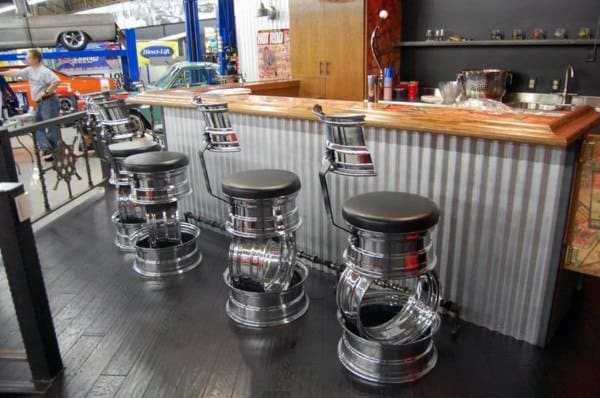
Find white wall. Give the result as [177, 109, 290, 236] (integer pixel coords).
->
[233, 0, 289, 82]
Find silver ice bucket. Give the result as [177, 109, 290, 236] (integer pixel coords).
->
[458, 69, 512, 101]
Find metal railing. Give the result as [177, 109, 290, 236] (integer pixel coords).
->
[0, 111, 107, 220]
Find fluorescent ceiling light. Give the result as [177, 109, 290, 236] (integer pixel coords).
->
[159, 32, 186, 41]
[0, 0, 48, 15]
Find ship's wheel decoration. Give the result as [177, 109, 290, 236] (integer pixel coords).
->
[52, 137, 81, 190]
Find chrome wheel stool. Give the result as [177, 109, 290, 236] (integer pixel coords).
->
[108, 140, 162, 251]
[94, 99, 137, 163]
[314, 104, 441, 384]
[123, 151, 201, 277]
[194, 96, 309, 327]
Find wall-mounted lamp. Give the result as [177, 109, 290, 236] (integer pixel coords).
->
[370, 10, 389, 92]
[257, 2, 278, 20]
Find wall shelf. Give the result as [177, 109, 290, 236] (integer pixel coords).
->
[394, 39, 600, 48]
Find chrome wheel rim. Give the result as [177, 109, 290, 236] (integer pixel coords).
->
[62, 31, 85, 48]
[60, 97, 73, 112]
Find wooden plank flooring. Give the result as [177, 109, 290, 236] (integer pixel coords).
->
[1, 188, 600, 397]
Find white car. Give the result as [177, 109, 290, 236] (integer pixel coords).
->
[0, 13, 117, 51]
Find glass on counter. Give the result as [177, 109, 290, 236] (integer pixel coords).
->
[407, 81, 419, 101]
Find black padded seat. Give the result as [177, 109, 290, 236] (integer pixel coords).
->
[123, 151, 189, 173]
[342, 192, 439, 233]
[222, 169, 301, 199]
[108, 140, 161, 157]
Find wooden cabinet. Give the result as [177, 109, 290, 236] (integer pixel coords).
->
[289, 0, 365, 100]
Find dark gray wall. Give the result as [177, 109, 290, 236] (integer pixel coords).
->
[401, 0, 600, 95]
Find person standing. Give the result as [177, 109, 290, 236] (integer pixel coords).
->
[0, 49, 61, 161]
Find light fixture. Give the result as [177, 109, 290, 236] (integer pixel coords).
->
[370, 9, 389, 93]
[256, 2, 269, 17]
[257, 2, 278, 20]
[0, 0, 48, 15]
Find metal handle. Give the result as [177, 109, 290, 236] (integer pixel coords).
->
[319, 160, 351, 235]
[198, 141, 228, 204]
[319, 61, 324, 75]
[370, 17, 386, 82]
[325, 62, 330, 75]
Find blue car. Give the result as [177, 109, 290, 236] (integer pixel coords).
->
[128, 61, 223, 133]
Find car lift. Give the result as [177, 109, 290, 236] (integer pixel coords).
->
[184, 0, 237, 77]
[0, 29, 140, 90]
[217, 0, 236, 75]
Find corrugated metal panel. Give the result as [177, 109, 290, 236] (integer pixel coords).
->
[165, 108, 571, 345]
[233, 0, 290, 81]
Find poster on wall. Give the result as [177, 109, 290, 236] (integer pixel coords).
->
[77, 0, 216, 29]
[257, 29, 290, 80]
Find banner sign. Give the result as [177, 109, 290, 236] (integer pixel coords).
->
[55, 43, 121, 74]
[136, 41, 179, 66]
[141, 46, 175, 59]
[257, 29, 291, 80]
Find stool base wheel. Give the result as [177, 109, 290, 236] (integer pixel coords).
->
[337, 311, 439, 384]
[111, 212, 145, 252]
[224, 263, 309, 327]
[131, 222, 202, 278]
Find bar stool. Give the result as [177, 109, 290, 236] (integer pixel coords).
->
[314, 104, 441, 384]
[94, 99, 136, 163]
[108, 140, 162, 251]
[123, 151, 202, 277]
[82, 92, 110, 152]
[193, 97, 309, 327]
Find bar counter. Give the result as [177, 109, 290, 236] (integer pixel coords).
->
[129, 88, 600, 147]
[128, 89, 599, 346]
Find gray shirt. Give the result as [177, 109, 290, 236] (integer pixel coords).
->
[16, 65, 60, 102]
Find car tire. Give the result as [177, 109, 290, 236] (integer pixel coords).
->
[59, 31, 89, 51]
[128, 113, 148, 138]
[59, 96, 74, 113]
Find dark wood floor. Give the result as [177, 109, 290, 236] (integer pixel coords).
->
[1, 189, 600, 398]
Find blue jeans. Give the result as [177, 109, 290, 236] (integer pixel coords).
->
[35, 95, 60, 152]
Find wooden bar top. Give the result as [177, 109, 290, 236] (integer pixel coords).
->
[127, 86, 600, 147]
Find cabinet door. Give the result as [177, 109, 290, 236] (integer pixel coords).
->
[289, 0, 326, 98]
[323, 0, 365, 101]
